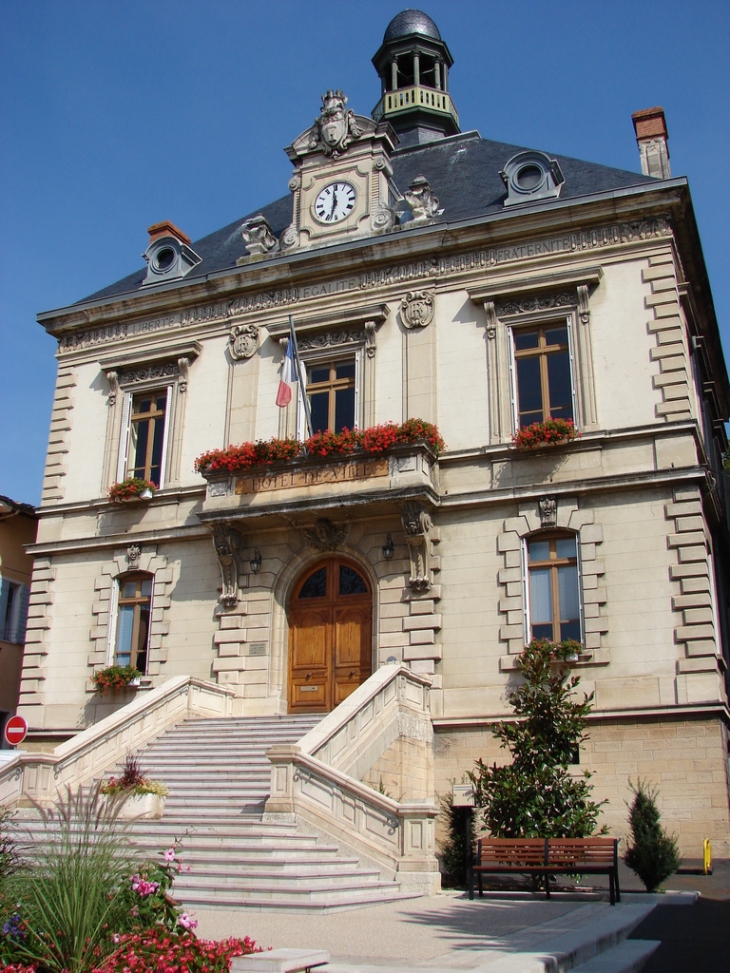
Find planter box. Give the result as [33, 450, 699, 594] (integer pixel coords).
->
[114, 792, 166, 820]
[200, 443, 439, 523]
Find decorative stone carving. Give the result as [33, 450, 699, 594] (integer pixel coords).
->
[401, 502, 433, 591]
[538, 496, 557, 528]
[228, 324, 259, 361]
[496, 291, 575, 316]
[577, 284, 591, 325]
[120, 362, 178, 384]
[177, 357, 190, 393]
[484, 301, 498, 340]
[401, 291, 435, 330]
[309, 90, 362, 158]
[126, 544, 141, 568]
[240, 215, 278, 256]
[106, 370, 119, 406]
[211, 524, 242, 609]
[403, 175, 442, 224]
[370, 207, 397, 233]
[280, 224, 299, 251]
[298, 328, 366, 352]
[302, 518, 348, 551]
[365, 321, 377, 358]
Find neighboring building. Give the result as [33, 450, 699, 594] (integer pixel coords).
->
[18, 10, 730, 854]
[0, 496, 36, 745]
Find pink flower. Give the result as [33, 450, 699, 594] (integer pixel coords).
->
[178, 912, 198, 931]
[163, 847, 176, 862]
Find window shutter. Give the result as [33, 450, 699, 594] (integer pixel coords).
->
[521, 537, 530, 643]
[14, 585, 30, 644]
[567, 319, 578, 425]
[107, 580, 120, 665]
[0, 579, 9, 641]
[116, 393, 133, 482]
[158, 386, 172, 489]
[508, 328, 518, 433]
[576, 537, 586, 644]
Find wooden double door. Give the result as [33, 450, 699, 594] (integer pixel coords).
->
[288, 557, 372, 713]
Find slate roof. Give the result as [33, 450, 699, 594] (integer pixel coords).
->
[80, 131, 658, 305]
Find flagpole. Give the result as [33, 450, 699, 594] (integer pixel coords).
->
[289, 315, 313, 438]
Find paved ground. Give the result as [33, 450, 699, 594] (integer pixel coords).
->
[629, 858, 730, 973]
[193, 861, 726, 971]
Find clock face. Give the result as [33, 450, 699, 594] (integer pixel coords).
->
[314, 182, 356, 224]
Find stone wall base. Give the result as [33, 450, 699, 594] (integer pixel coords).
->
[434, 714, 730, 859]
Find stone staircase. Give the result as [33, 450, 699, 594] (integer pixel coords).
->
[16, 715, 414, 912]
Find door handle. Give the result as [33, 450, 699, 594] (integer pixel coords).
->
[305, 672, 312, 679]
[349, 670, 355, 678]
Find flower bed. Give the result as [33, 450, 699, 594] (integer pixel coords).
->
[92, 664, 142, 694]
[512, 417, 578, 449]
[108, 477, 157, 501]
[195, 419, 445, 477]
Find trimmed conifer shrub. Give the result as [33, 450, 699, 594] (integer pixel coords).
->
[624, 779, 681, 892]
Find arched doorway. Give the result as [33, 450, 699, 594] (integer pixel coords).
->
[288, 557, 372, 713]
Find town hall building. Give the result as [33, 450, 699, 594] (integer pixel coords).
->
[7, 9, 730, 896]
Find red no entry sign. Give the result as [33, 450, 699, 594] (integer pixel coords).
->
[4, 715, 28, 747]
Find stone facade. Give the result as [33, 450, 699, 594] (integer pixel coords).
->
[19, 14, 730, 859]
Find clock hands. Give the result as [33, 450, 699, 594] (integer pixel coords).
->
[329, 186, 338, 221]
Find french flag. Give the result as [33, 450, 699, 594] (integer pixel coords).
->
[276, 334, 295, 407]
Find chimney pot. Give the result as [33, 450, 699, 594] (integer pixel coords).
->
[631, 107, 671, 180]
[147, 220, 192, 246]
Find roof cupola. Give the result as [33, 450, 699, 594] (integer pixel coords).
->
[372, 9, 459, 147]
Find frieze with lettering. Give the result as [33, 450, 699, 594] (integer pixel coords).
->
[235, 457, 388, 495]
[59, 216, 670, 354]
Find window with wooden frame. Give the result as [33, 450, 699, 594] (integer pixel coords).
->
[306, 358, 357, 434]
[114, 573, 152, 673]
[513, 323, 574, 428]
[127, 390, 168, 485]
[0, 578, 30, 645]
[525, 532, 582, 642]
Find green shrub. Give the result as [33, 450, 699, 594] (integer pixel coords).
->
[469, 639, 605, 838]
[624, 780, 681, 892]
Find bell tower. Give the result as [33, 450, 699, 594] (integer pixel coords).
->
[371, 9, 460, 147]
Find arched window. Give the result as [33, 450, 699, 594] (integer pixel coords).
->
[526, 532, 581, 642]
[114, 572, 152, 673]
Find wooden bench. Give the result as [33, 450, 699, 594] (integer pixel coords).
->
[469, 837, 621, 905]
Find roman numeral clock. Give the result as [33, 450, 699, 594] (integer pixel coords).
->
[281, 90, 399, 251]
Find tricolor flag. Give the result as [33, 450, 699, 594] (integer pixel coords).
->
[276, 334, 295, 408]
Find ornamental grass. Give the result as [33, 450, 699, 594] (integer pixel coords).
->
[194, 419, 445, 475]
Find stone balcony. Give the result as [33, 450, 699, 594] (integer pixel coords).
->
[198, 443, 440, 528]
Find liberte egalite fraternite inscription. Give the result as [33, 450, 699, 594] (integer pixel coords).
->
[235, 457, 388, 495]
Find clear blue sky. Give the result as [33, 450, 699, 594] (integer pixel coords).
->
[1, 0, 728, 504]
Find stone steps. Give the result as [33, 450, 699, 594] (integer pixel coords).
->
[17, 713, 407, 911]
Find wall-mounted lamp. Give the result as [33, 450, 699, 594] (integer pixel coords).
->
[250, 548, 262, 574]
[382, 533, 395, 561]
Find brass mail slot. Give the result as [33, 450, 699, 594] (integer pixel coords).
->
[299, 686, 320, 693]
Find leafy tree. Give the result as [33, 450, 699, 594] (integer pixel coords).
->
[624, 779, 680, 891]
[469, 639, 605, 837]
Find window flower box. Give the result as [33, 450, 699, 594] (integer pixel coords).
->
[194, 419, 445, 477]
[512, 417, 578, 450]
[92, 664, 142, 694]
[108, 477, 157, 502]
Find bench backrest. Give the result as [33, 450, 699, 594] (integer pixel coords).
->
[478, 837, 617, 867]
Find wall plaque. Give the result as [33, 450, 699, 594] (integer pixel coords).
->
[235, 457, 388, 495]
[248, 642, 267, 657]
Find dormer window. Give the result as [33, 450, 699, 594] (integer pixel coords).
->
[142, 220, 201, 286]
[500, 151, 565, 207]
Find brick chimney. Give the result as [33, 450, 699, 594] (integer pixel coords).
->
[632, 107, 671, 179]
[147, 220, 192, 246]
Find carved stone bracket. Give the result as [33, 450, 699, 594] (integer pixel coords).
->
[228, 324, 259, 361]
[401, 502, 433, 591]
[577, 284, 591, 325]
[401, 291, 435, 330]
[365, 321, 377, 358]
[211, 524, 243, 609]
[538, 496, 557, 528]
[177, 357, 190, 393]
[106, 370, 119, 406]
[302, 518, 348, 552]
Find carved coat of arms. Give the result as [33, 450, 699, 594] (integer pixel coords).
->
[228, 324, 258, 361]
[401, 291, 435, 329]
[310, 90, 362, 158]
